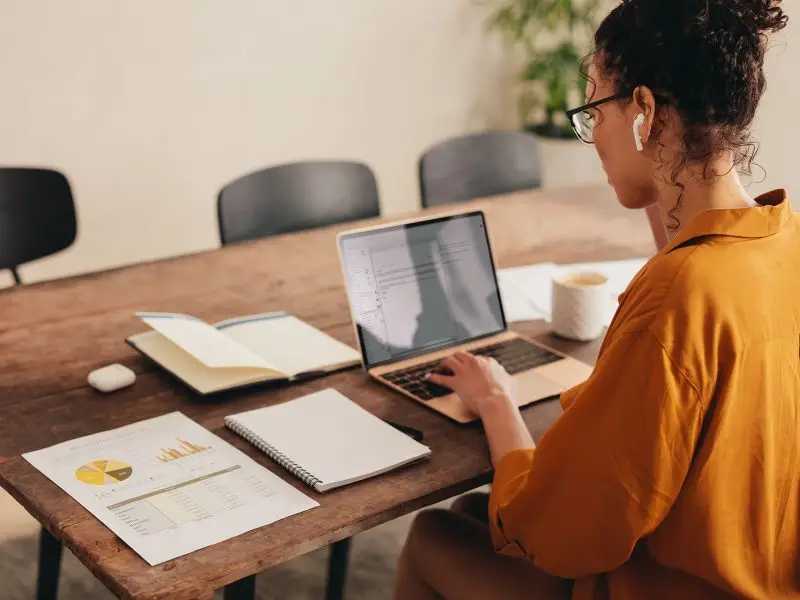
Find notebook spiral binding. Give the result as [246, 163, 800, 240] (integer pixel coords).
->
[225, 419, 323, 491]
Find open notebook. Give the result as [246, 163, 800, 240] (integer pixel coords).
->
[127, 312, 361, 395]
[225, 388, 431, 493]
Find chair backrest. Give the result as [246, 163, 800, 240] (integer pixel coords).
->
[0, 168, 77, 284]
[418, 131, 543, 208]
[217, 161, 381, 245]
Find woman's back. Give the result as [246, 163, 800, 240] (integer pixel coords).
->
[591, 190, 800, 599]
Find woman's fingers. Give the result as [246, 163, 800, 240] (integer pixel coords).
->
[439, 354, 464, 374]
[453, 351, 475, 363]
[429, 353, 471, 386]
[425, 371, 454, 387]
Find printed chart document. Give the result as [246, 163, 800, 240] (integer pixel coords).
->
[23, 412, 318, 565]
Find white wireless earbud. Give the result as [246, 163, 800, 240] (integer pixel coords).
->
[633, 113, 646, 152]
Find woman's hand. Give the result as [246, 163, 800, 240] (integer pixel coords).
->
[428, 351, 534, 464]
[426, 351, 518, 419]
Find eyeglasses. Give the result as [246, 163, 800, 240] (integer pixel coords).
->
[566, 91, 669, 144]
[565, 93, 628, 145]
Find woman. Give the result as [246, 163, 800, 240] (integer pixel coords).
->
[393, 1, 799, 599]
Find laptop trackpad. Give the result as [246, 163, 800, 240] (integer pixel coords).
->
[515, 369, 565, 406]
[535, 357, 593, 388]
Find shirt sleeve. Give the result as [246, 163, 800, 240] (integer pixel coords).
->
[488, 329, 703, 578]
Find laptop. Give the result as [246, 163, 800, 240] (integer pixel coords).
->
[336, 210, 593, 424]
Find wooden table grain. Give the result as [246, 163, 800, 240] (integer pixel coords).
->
[0, 184, 656, 600]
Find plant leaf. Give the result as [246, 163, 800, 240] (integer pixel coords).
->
[523, 57, 556, 82]
[480, 0, 609, 127]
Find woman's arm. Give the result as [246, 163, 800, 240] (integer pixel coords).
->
[485, 332, 701, 578]
[481, 394, 534, 465]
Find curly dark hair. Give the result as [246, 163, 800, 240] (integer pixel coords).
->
[591, 0, 788, 230]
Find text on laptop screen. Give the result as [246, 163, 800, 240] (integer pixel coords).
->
[339, 212, 506, 367]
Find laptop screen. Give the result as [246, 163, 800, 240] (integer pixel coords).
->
[338, 211, 507, 368]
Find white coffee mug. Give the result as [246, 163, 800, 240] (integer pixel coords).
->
[551, 271, 609, 341]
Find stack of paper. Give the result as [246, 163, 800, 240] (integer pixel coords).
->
[498, 258, 649, 325]
[497, 263, 558, 323]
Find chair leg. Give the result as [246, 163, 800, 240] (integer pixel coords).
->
[37, 527, 63, 600]
[325, 538, 352, 600]
[10, 267, 21, 285]
[223, 574, 256, 600]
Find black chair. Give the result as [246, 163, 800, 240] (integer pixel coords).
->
[217, 161, 380, 245]
[0, 168, 77, 284]
[217, 161, 378, 600]
[0, 168, 77, 600]
[418, 131, 543, 208]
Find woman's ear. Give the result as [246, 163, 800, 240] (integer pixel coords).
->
[632, 86, 657, 147]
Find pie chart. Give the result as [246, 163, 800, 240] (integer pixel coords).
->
[75, 460, 133, 486]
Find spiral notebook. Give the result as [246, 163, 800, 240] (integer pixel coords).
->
[224, 389, 431, 493]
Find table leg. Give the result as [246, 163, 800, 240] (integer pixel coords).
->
[223, 574, 256, 600]
[325, 538, 351, 600]
[37, 526, 63, 600]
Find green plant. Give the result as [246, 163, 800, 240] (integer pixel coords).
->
[482, 0, 607, 139]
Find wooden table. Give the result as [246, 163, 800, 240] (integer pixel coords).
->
[0, 185, 655, 600]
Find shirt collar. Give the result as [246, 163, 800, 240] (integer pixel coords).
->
[661, 189, 794, 254]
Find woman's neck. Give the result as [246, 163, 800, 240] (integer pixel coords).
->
[657, 169, 754, 239]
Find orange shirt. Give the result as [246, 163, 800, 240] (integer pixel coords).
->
[489, 190, 800, 600]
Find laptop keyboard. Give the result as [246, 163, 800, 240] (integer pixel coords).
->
[380, 338, 563, 401]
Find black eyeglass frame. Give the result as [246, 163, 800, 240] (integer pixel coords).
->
[565, 93, 628, 144]
[565, 91, 670, 144]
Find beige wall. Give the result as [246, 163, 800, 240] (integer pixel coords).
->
[0, 2, 793, 286]
[750, 26, 796, 197]
[0, 0, 523, 284]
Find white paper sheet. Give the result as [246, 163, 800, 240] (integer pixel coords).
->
[497, 263, 558, 323]
[23, 413, 318, 565]
[498, 258, 649, 326]
[137, 313, 273, 370]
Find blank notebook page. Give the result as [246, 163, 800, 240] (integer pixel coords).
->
[225, 389, 430, 490]
[219, 315, 360, 376]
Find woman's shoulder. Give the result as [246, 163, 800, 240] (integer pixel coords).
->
[612, 235, 794, 351]
[610, 247, 703, 335]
